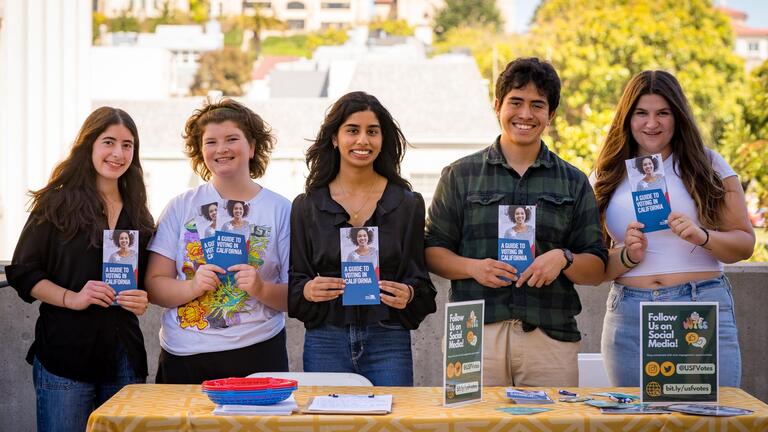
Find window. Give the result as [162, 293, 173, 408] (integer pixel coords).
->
[287, 1, 305, 9]
[243, 1, 271, 9]
[748, 41, 760, 52]
[287, 19, 305, 29]
[321, 2, 350, 9]
[409, 172, 441, 205]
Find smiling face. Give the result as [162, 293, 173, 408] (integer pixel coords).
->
[496, 82, 554, 149]
[631, 94, 675, 159]
[202, 121, 255, 180]
[333, 110, 382, 171]
[232, 202, 244, 220]
[207, 203, 218, 222]
[641, 157, 655, 175]
[356, 229, 369, 246]
[91, 124, 134, 184]
[513, 207, 527, 224]
[118, 232, 130, 248]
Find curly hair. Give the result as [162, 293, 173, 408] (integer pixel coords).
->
[200, 202, 218, 221]
[593, 70, 725, 244]
[183, 98, 275, 181]
[304, 91, 411, 191]
[111, 230, 135, 247]
[225, 200, 249, 218]
[634, 155, 659, 175]
[507, 205, 531, 223]
[494, 57, 561, 115]
[348, 227, 375, 245]
[28, 107, 154, 247]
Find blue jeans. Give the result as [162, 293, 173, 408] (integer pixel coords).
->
[303, 322, 413, 386]
[601, 275, 741, 387]
[33, 345, 144, 432]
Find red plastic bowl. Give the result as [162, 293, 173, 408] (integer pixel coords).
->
[202, 377, 298, 392]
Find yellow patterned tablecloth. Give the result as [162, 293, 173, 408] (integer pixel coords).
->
[87, 385, 768, 432]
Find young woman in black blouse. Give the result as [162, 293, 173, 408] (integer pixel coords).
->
[6, 107, 154, 432]
[288, 91, 437, 386]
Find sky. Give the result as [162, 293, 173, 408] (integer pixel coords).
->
[515, 1, 768, 32]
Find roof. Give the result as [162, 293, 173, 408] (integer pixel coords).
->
[252, 55, 300, 80]
[95, 56, 499, 155]
[733, 25, 768, 37]
[93, 98, 330, 155]
[716, 6, 748, 21]
[346, 57, 498, 144]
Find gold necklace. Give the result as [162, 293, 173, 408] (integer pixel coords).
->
[338, 179, 376, 221]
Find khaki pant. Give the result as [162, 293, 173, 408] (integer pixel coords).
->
[483, 320, 579, 387]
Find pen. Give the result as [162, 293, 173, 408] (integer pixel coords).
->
[609, 395, 633, 404]
[558, 389, 577, 397]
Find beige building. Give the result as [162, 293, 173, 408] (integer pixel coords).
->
[94, 0, 190, 18]
[718, 6, 768, 71]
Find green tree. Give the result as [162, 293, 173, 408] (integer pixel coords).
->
[433, 0, 502, 37]
[730, 60, 768, 207]
[369, 19, 414, 37]
[528, 0, 746, 173]
[243, 5, 286, 58]
[306, 28, 349, 52]
[109, 10, 141, 32]
[189, 0, 209, 23]
[92, 12, 107, 44]
[190, 48, 252, 96]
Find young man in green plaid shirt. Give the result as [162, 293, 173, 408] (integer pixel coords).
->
[425, 58, 607, 386]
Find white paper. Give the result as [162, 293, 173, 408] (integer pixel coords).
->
[306, 394, 392, 414]
[213, 395, 297, 416]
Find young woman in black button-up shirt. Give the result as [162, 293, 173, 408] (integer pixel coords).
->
[6, 107, 154, 432]
[288, 91, 437, 386]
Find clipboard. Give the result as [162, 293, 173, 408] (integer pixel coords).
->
[303, 394, 392, 415]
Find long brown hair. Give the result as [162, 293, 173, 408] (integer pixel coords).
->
[28, 107, 154, 247]
[305, 91, 411, 191]
[593, 70, 725, 244]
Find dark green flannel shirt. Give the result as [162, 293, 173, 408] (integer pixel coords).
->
[425, 137, 608, 342]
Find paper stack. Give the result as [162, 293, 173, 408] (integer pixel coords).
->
[505, 388, 554, 404]
[213, 395, 298, 416]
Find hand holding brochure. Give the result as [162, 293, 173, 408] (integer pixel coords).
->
[626, 154, 671, 232]
[211, 200, 250, 284]
[498, 205, 536, 274]
[305, 394, 392, 414]
[103, 230, 139, 303]
[340, 226, 381, 306]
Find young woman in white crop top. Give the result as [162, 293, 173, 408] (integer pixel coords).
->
[591, 70, 755, 387]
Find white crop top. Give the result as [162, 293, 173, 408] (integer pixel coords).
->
[601, 149, 736, 277]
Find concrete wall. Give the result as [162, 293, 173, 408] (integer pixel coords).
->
[1, 264, 766, 430]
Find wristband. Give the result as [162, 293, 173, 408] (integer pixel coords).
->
[699, 226, 710, 248]
[406, 285, 414, 304]
[62, 290, 68, 308]
[620, 247, 638, 269]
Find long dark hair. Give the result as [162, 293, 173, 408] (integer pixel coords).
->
[304, 91, 411, 191]
[28, 107, 154, 247]
[593, 70, 725, 242]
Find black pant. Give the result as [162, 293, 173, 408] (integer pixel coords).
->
[155, 329, 288, 384]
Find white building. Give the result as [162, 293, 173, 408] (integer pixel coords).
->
[0, 0, 92, 260]
[94, 0, 189, 18]
[97, 55, 498, 216]
[718, 6, 768, 71]
[95, 21, 224, 97]
[394, 0, 518, 34]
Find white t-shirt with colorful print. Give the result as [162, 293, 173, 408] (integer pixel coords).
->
[149, 183, 289, 356]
